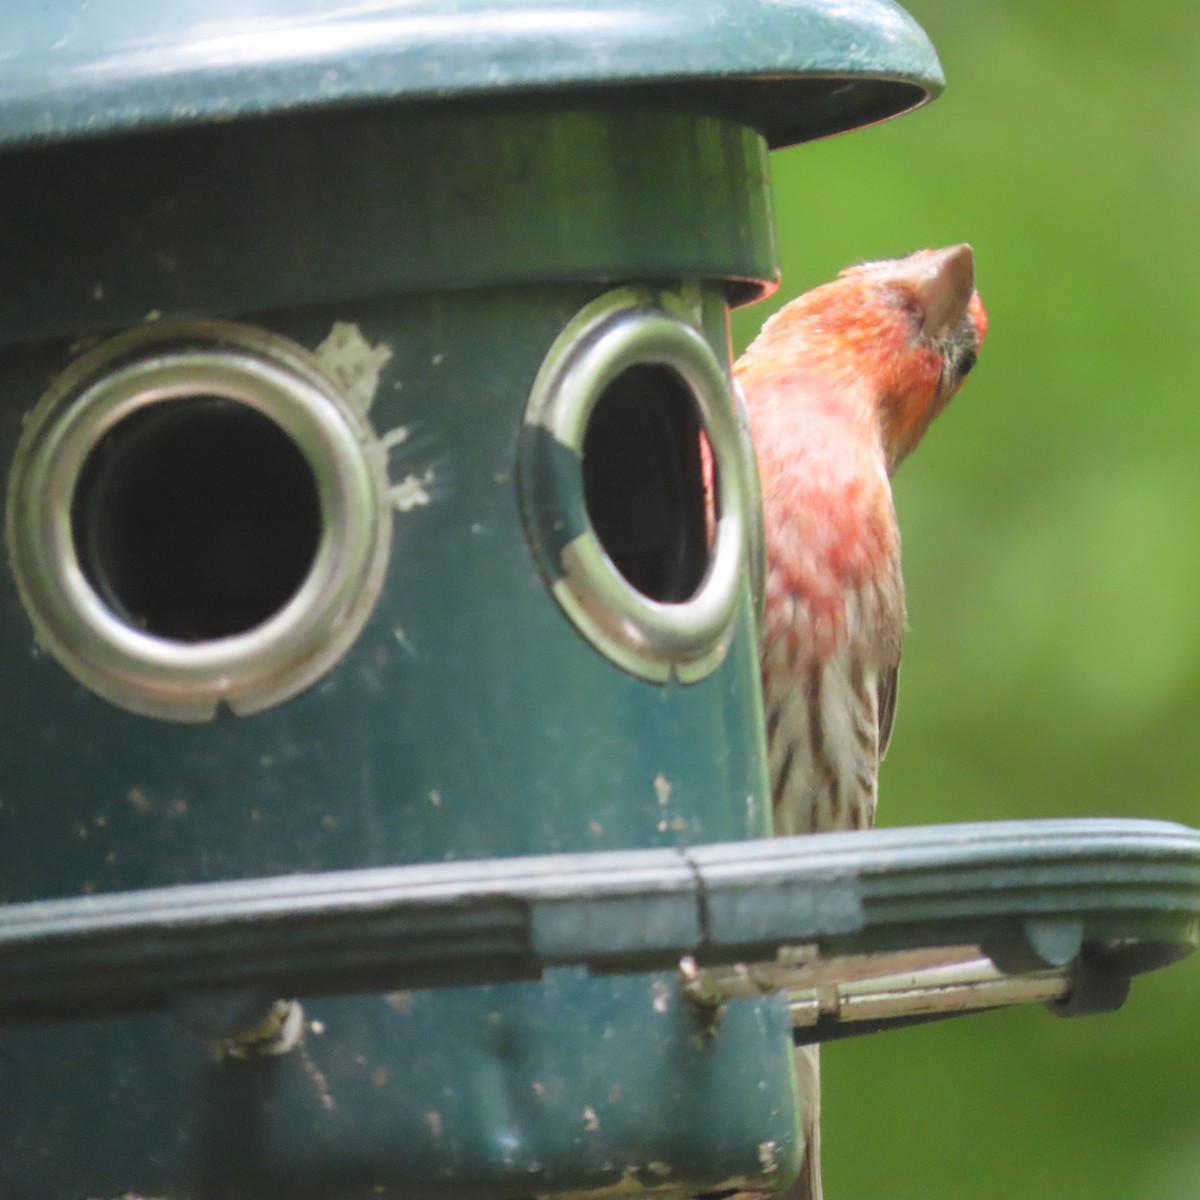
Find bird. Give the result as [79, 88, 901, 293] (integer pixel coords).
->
[734, 244, 987, 1199]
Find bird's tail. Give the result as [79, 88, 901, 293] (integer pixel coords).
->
[786, 1043, 823, 1200]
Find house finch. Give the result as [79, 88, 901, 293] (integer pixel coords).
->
[734, 245, 987, 1199]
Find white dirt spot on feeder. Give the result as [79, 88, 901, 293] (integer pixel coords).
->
[302, 1049, 336, 1112]
[582, 1105, 600, 1132]
[381, 424, 410, 451]
[126, 786, 154, 814]
[316, 321, 393, 415]
[389, 469, 434, 513]
[757, 1140, 780, 1175]
[651, 980, 671, 1014]
[223, 999, 306, 1060]
[653, 773, 671, 806]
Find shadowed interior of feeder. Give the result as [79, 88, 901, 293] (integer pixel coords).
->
[582, 364, 710, 603]
[71, 397, 322, 642]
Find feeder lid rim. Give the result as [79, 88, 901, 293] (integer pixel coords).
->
[0, 0, 944, 153]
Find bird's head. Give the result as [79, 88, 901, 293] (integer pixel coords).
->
[839, 244, 986, 470]
[741, 244, 987, 474]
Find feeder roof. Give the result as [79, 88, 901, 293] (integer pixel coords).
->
[0, 0, 943, 153]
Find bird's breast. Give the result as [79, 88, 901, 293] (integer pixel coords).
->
[762, 639, 886, 834]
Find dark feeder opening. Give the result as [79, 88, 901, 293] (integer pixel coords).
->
[582, 364, 711, 604]
[71, 397, 322, 642]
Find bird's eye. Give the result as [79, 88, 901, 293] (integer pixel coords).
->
[957, 346, 978, 378]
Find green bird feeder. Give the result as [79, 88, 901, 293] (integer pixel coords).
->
[1, 3, 1197, 1199]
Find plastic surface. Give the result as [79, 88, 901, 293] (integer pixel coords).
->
[0, 108, 777, 347]
[0, 0, 943, 152]
[0, 280, 794, 1198]
[2, 819, 1195, 1026]
[0, 50, 794, 1194]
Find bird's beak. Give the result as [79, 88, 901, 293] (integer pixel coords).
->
[910, 244, 975, 337]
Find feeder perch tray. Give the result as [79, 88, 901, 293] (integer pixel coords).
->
[1, 818, 1195, 1036]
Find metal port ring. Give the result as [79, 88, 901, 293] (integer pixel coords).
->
[5, 321, 392, 722]
[520, 288, 749, 683]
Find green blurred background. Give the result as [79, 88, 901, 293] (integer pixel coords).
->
[729, 3, 1200, 1197]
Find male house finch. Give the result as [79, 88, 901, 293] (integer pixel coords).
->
[734, 245, 987, 1199]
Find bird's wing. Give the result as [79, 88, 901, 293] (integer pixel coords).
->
[877, 659, 900, 761]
